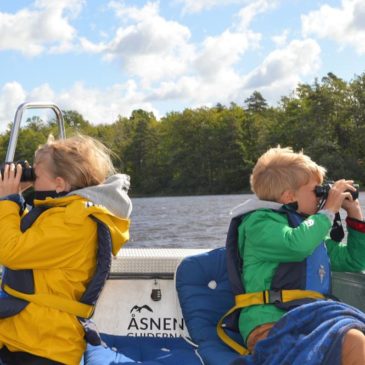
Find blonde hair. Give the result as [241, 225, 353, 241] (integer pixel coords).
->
[35, 134, 115, 189]
[250, 146, 326, 201]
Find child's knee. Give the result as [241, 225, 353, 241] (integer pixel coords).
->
[342, 329, 365, 365]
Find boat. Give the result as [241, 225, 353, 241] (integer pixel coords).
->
[3, 102, 365, 365]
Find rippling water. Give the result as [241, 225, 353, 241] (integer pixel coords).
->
[127, 194, 252, 248]
[127, 194, 365, 248]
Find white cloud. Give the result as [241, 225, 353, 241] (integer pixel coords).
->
[0, 0, 84, 56]
[34, 0, 84, 18]
[0, 0, 279, 126]
[150, 38, 322, 107]
[100, 2, 194, 85]
[241, 39, 321, 101]
[0, 39, 322, 133]
[0, 80, 158, 133]
[272, 29, 289, 47]
[89, 0, 278, 88]
[144, 0, 277, 105]
[0, 1, 327, 130]
[175, 0, 243, 14]
[236, 0, 277, 31]
[95, 1, 271, 92]
[57, 81, 157, 123]
[302, 0, 365, 54]
[61, 0, 285, 110]
[28, 83, 55, 101]
[0, 82, 27, 132]
[147, 70, 241, 107]
[79, 37, 107, 53]
[194, 30, 260, 80]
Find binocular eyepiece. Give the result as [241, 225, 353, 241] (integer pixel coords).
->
[0, 160, 35, 182]
[314, 181, 359, 200]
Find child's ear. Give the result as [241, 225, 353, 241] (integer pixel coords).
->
[280, 190, 295, 204]
[55, 177, 71, 193]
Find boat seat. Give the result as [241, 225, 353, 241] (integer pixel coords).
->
[175, 247, 241, 365]
[82, 335, 202, 364]
[83, 247, 238, 365]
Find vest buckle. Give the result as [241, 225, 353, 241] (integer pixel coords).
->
[264, 290, 282, 304]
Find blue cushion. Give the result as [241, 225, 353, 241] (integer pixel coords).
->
[83, 248, 240, 365]
[175, 247, 241, 365]
[83, 334, 202, 365]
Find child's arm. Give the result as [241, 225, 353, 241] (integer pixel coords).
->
[326, 216, 365, 273]
[326, 188, 365, 272]
[241, 210, 332, 262]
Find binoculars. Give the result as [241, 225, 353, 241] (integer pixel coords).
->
[0, 160, 35, 182]
[314, 181, 359, 200]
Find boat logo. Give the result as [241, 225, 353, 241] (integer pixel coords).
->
[318, 265, 326, 283]
[130, 304, 153, 313]
[127, 304, 184, 337]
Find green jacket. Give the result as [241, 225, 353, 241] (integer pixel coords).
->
[237, 202, 365, 343]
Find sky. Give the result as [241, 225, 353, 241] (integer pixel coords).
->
[1, 0, 365, 130]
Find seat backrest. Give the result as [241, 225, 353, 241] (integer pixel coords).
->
[175, 247, 244, 365]
[176, 247, 240, 344]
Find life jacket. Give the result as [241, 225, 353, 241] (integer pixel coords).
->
[217, 205, 331, 355]
[0, 204, 112, 346]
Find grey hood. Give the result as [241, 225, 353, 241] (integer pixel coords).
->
[69, 174, 132, 218]
[230, 197, 282, 218]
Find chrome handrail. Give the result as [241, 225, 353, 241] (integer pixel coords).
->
[5, 102, 66, 162]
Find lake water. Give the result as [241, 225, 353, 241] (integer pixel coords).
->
[127, 194, 365, 248]
[128, 194, 246, 248]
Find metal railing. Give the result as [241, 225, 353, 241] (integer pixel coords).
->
[5, 102, 65, 162]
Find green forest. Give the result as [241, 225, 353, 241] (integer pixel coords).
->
[1, 72, 365, 197]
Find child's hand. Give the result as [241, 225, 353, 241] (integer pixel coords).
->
[0, 163, 22, 197]
[324, 179, 358, 215]
[340, 182, 363, 220]
[342, 198, 363, 220]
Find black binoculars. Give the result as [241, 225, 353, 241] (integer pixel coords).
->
[0, 160, 35, 182]
[314, 181, 359, 200]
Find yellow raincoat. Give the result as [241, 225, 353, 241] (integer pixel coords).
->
[0, 194, 130, 364]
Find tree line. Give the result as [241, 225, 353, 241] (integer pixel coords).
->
[1, 72, 365, 197]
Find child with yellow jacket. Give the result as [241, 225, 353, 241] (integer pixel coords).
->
[0, 135, 131, 365]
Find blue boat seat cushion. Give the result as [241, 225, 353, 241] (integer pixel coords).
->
[175, 247, 241, 365]
[83, 335, 202, 365]
[84, 247, 238, 365]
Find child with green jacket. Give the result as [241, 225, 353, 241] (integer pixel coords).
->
[235, 146, 365, 365]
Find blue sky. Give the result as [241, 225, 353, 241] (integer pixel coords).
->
[0, 0, 365, 130]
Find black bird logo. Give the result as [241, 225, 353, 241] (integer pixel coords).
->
[130, 305, 153, 313]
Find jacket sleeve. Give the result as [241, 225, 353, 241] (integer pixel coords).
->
[241, 210, 332, 262]
[0, 194, 26, 215]
[326, 217, 365, 272]
[0, 200, 97, 270]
